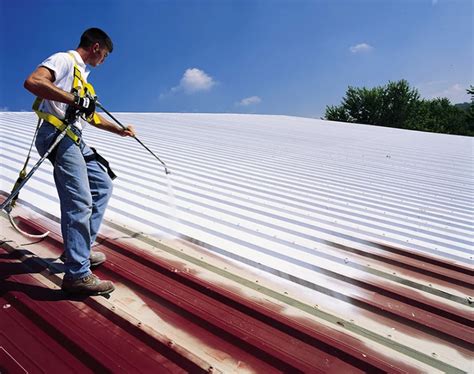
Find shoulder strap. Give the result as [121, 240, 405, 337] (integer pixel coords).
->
[32, 52, 101, 129]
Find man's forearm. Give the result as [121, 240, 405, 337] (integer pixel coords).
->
[92, 113, 123, 134]
[92, 113, 136, 137]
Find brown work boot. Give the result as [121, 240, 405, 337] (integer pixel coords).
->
[61, 274, 115, 295]
[59, 250, 107, 267]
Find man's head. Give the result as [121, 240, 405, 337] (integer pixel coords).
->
[78, 28, 113, 67]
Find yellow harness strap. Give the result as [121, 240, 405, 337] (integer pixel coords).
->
[32, 52, 101, 144]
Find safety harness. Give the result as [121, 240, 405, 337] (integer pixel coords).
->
[6, 52, 116, 232]
[1, 51, 133, 241]
[32, 52, 101, 144]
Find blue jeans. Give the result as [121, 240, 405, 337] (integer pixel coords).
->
[35, 122, 113, 280]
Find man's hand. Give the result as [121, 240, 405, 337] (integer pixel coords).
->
[119, 125, 136, 137]
[74, 95, 96, 117]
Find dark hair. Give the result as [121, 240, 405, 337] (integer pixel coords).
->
[78, 28, 113, 52]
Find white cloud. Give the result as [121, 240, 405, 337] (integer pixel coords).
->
[435, 83, 470, 103]
[417, 82, 471, 103]
[171, 68, 216, 94]
[349, 43, 374, 54]
[236, 96, 262, 106]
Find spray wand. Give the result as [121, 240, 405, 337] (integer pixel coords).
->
[95, 100, 170, 175]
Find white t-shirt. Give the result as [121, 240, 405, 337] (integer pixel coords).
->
[39, 50, 91, 130]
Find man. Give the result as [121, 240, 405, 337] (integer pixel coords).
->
[24, 28, 135, 295]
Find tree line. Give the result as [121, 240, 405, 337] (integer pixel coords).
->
[324, 80, 473, 136]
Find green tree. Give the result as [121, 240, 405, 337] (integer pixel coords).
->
[325, 80, 472, 135]
[410, 98, 469, 135]
[466, 85, 474, 132]
[325, 80, 419, 129]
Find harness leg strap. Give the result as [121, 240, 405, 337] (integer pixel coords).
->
[83, 147, 117, 180]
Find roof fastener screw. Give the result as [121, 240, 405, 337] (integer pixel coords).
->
[207, 366, 214, 373]
[138, 322, 142, 327]
[432, 353, 437, 357]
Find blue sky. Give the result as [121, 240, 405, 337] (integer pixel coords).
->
[1, 0, 472, 117]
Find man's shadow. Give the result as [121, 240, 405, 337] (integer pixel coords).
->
[0, 251, 87, 302]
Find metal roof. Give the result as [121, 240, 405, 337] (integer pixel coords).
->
[1, 112, 472, 373]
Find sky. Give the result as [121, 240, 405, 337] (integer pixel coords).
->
[0, 0, 472, 118]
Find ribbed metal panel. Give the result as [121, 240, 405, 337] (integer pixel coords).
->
[1, 112, 472, 373]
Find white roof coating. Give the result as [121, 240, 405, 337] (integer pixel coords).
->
[1, 112, 473, 372]
[2, 112, 472, 266]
